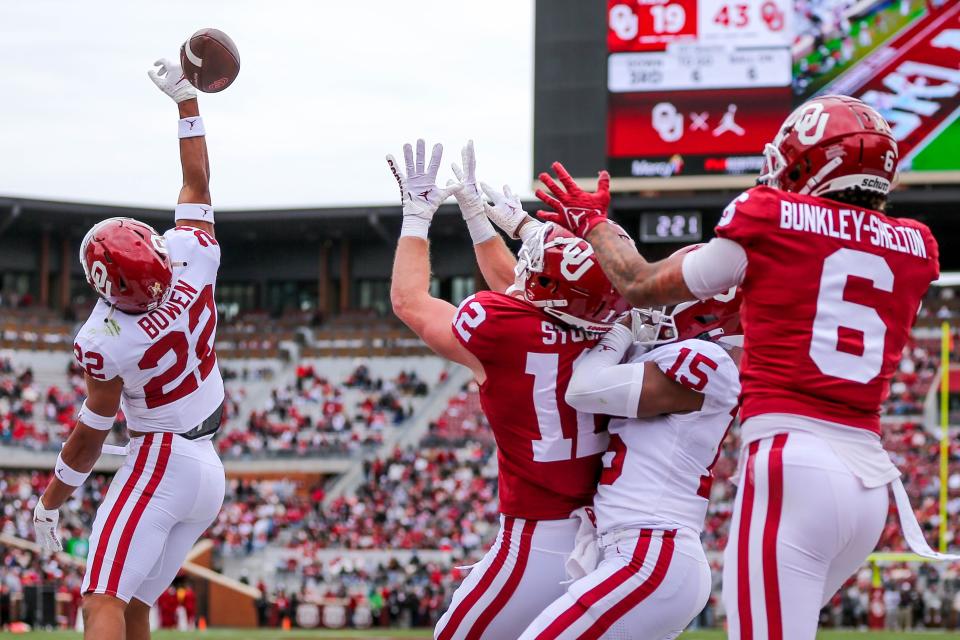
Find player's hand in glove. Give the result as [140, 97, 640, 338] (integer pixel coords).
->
[536, 162, 611, 238]
[448, 140, 485, 222]
[448, 141, 497, 245]
[148, 58, 197, 104]
[34, 499, 63, 553]
[387, 139, 461, 239]
[480, 182, 534, 240]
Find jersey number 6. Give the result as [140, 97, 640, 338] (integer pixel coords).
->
[810, 248, 893, 384]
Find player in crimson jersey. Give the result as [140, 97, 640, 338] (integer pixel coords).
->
[520, 293, 743, 640]
[536, 95, 945, 638]
[387, 140, 628, 639]
[32, 57, 225, 640]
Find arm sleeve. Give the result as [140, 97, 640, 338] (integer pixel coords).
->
[681, 238, 748, 300]
[565, 324, 646, 418]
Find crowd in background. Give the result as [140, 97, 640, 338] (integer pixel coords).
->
[0, 359, 429, 459]
[0, 306, 959, 629]
[216, 364, 428, 458]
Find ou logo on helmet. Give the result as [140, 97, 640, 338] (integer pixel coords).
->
[789, 102, 830, 145]
[89, 261, 112, 297]
[558, 239, 595, 281]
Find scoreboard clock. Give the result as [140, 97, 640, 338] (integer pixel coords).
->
[639, 212, 702, 243]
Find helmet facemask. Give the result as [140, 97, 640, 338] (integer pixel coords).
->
[631, 306, 678, 346]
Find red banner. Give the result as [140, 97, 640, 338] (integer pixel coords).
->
[608, 87, 791, 158]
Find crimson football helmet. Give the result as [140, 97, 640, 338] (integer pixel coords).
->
[633, 287, 743, 346]
[511, 222, 629, 332]
[759, 95, 898, 199]
[79, 218, 173, 313]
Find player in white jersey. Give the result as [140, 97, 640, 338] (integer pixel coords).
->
[32, 56, 224, 640]
[520, 291, 742, 640]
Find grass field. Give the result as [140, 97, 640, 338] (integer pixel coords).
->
[11, 630, 960, 639]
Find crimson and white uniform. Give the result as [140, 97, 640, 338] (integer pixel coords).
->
[436, 290, 609, 640]
[521, 339, 740, 639]
[73, 226, 225, 605]
[682, 186, 940, 638]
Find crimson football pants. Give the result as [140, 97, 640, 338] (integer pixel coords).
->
[82, 432, 225, 605]
[722, 431, 888, 639]
[434, 514, 578, 640]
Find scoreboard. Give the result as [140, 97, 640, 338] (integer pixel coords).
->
[605, 0, 960, 184]
[607, 0, 794, 179]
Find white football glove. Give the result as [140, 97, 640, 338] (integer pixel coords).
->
[448, 141, 496, 244]
[148, 58, 196, 103]
[386, 139, 460, 239]
[481, 182, 534, 239]
[33, 499, 63, 553]
[449, 140, 484, 222]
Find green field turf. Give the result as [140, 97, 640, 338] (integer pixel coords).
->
[909, 111, 960, 172]
[11, 630, 960, 639]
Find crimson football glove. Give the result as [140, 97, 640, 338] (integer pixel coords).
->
[535, 162, 611, 238]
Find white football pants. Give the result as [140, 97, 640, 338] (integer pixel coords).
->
[82, 432, 225, 605]
[434, 515, 578, 640]
[519, 527, 710, 639]
[722, 431, 888, 639]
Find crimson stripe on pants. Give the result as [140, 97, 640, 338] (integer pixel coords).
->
[466, 519, 538, 639]
[105, 432, 173, 596]
[737, 440, 761, 640]
[85, 433, 156, 594]
[581, 529, 678, 639]
[535, 529, 654, 639]
[762, 434, 788, 640]
[436, 516, 515, 640]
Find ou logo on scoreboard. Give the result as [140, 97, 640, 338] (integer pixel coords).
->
[558, 239, 595, 281]
[788, 102, 831, 145]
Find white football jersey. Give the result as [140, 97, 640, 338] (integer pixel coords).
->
[593, 339, 740, 535]
[73, 226, 223, 433]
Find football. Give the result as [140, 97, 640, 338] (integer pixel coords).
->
[180, 28, 240, 93]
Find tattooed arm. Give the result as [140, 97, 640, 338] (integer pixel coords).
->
[586, 223, 693, 307]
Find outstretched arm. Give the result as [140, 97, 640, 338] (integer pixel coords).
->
[586, 223, 692, 307]
[447, 141, 516, 293]
[387, 140, 485, 380]
[391, 237, 484, 380]
[176, 98, 214, 235]
[148, 58, 215, 238]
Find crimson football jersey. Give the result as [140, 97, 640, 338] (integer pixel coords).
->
[452, 291, 608, 520]
[715, 186, 939, 434]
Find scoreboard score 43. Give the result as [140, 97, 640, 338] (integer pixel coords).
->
[606, 0, 960, 184]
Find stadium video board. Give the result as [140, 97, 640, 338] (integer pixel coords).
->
[607, 0, 960, 186]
